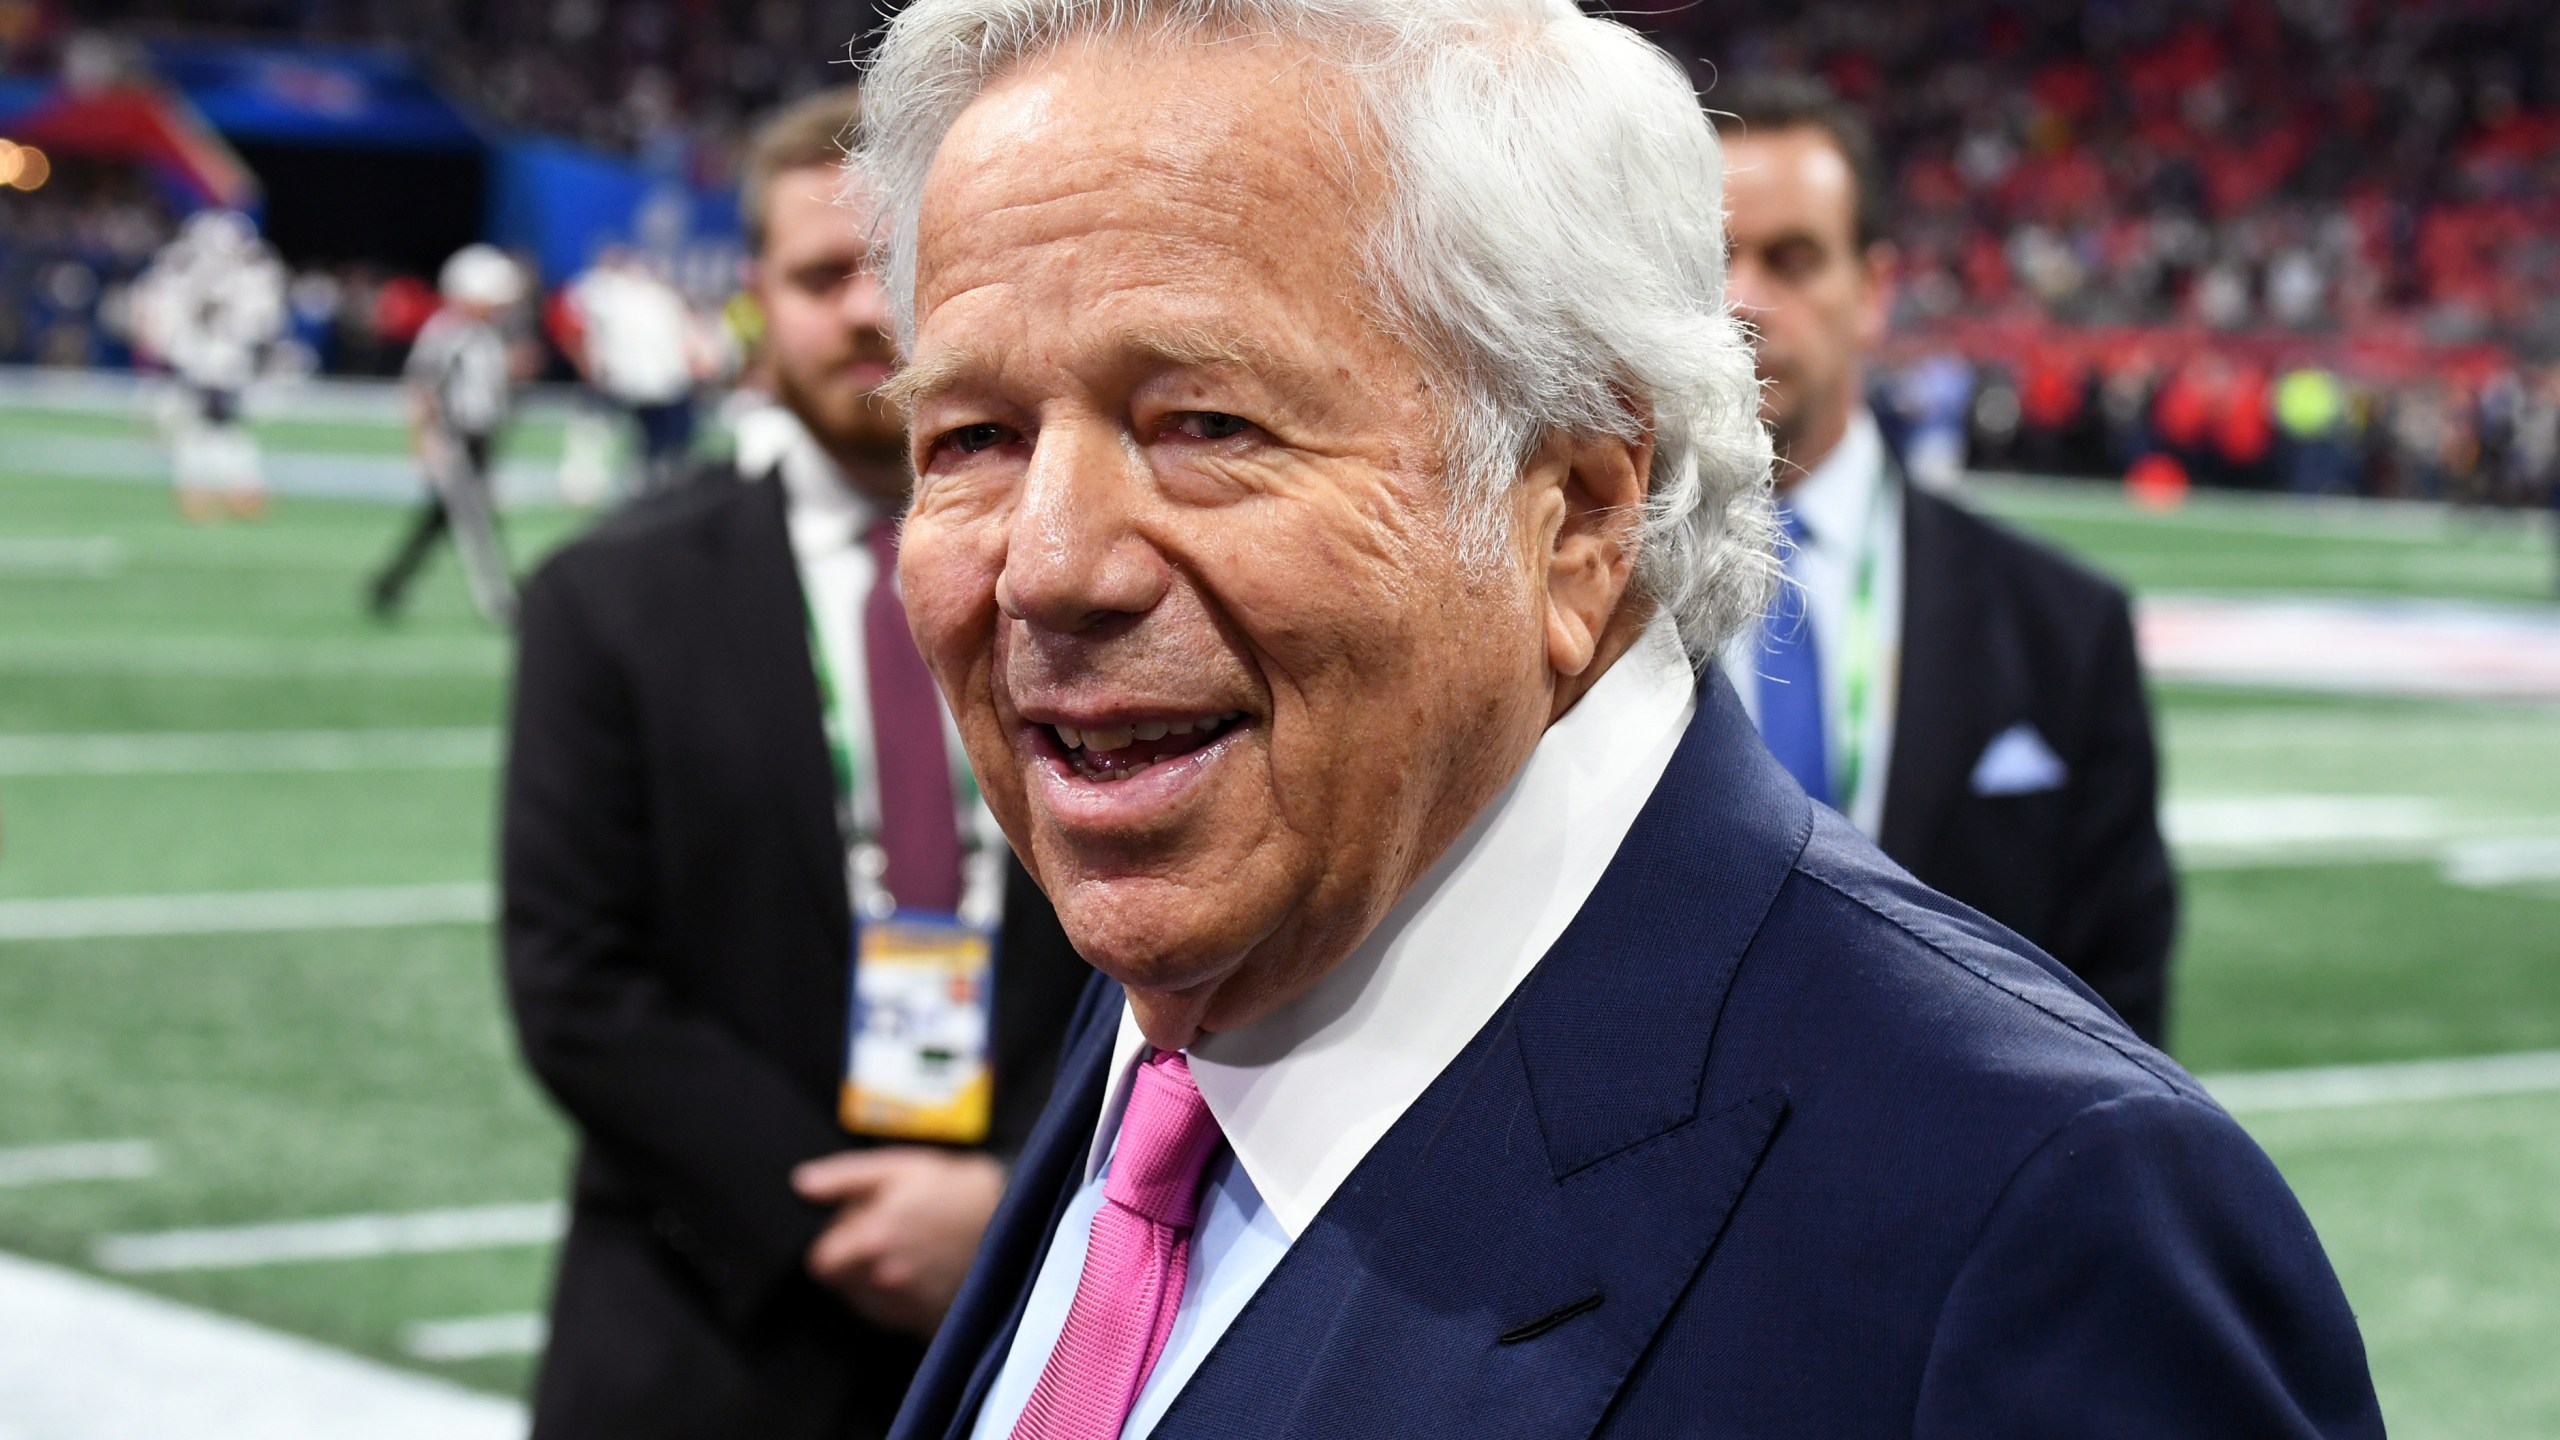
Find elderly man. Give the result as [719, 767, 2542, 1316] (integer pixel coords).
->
[859, 0, 2383, 1435]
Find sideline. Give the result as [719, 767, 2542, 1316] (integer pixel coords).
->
[96, 1202, 565, 1274]
[0, 1250, 523, 1439]
[0, 883, 494, 942]
[2203, 1049, 2560, 1114]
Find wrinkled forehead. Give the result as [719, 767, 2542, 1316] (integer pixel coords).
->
[910, 29, 1384, 322]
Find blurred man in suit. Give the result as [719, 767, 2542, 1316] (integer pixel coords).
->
[1714, 76, 2180, 1044]
[856, 1, 2375, 1436]
[500, 88, 1090, 1440]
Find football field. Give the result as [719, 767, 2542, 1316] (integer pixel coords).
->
[2, 400, 2557, 1434]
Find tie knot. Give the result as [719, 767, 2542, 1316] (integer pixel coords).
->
[1104, 1050, 1223, 1230]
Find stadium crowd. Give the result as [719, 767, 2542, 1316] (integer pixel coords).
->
[17, 0, 2560, 510]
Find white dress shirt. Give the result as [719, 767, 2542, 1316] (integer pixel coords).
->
[1722, 407, 1903, 838]
[968, 613, 1699, 1440]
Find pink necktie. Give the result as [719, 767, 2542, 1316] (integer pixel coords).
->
[862, 518, 964, 912]
[1011, 1050, 1225, 1440]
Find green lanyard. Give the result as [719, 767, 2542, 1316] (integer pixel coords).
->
[1830, 478, 1892, 816]
[801, 597, 990, 917]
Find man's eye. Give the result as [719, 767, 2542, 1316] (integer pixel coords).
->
[1171, 412, 1253, 441]
[945, 423, 1013, 454]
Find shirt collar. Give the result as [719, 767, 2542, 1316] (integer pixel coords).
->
[1085, 611, 1699, 1237]
[735, 402, 881, 555]
[1780, 407, 1884, 552]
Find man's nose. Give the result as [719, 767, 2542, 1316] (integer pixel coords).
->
[1726, 253, 1774, 318]
[994, 424, 1169, 635]
[842, 269, 891, 334]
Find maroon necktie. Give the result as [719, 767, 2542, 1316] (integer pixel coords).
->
[862, 518, 965, 913]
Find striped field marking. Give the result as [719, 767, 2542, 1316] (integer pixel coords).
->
[0, 1250, 523, 1439]
[0, 1140, 156, 1189]
[0, 636, 506, 680]
[403, 1312, 548, 1363]
[2441, 836, 2560, 890]
[0, 727, 497, 776]
[2204, 1049, 2560, 1115]
[94, 1202, 565, 1275]
[0, 537, 123, 578]
[0, 883, 494, 943]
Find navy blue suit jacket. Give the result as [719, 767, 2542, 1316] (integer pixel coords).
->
[892, 671, 2381, 1438]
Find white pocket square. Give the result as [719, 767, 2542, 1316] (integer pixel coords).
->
[1970, 722, 2068, 796]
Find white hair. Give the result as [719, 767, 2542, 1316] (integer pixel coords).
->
[855, 0, 1778, 661]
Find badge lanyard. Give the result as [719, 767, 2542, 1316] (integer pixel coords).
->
[800, 598, 1004, 927]
[803, 589, 1005, 1144]
[1831, 479, 1892, 819]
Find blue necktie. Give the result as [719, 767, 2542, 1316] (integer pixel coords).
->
[1757, 506, 1833, 808]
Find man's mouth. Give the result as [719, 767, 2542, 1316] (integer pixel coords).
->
[1040, 712, 1245, 783]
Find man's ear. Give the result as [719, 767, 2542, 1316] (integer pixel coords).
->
[1534, 417, 1652, 680]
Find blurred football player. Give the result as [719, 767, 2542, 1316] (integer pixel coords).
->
[131, 210, 287, 522]
[558, 247, 714, 495]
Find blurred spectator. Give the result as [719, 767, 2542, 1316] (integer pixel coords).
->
[1715, 75, 2178, 1044]
[2274, 366, 2354, 496]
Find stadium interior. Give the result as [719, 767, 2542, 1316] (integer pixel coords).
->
[0, 0, 2555, 1435]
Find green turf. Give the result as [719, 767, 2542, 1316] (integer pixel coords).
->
[2248, 1093, 2560, 1439]
[3, 452, 2558, 1427]
[1973, 475, 2558, 602]
[0, 399, 572, 463]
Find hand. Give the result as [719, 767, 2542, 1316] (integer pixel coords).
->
[792, 1147, 1008, 1338]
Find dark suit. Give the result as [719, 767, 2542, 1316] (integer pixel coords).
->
[501, 469, 1091, 1440]
[894, 671, 2378, 1440]
[1882, 482, 2178, 1044]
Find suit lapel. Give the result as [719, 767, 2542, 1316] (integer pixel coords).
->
[905, 976, 1123, 1440]
[1153, 675, 1807, 1440]
[1879, 486, 1984, 861]
[704, 475, 853, 954]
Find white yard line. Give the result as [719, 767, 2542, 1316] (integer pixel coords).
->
[95, 1202, 565, 1275]
[0, 1141, 155, 1189]
[403, 1313, 548, 1363]
[2203, 1050, 2560, 1114]
[0, 728, 497, 776]
[0, 884, 494, 943]
[0, 1250, 524, 1439]
[0, 637, 506, 680]
[0, 537, 123, 578]
[2441, 836, 2560, 889]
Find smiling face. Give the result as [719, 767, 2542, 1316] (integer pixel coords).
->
[893, 32, 1649, 1048]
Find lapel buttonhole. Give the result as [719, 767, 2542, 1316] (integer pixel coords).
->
[1498, 1290, 1605, 1345]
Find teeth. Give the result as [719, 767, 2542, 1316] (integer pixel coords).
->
[1053, 712, 1245, 764]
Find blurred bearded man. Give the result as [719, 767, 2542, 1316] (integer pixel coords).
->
[853, 2, 2383, 1437]
[500, 88, 1090, 1440]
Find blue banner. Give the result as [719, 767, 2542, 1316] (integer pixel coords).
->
[487, 137, 741, 287]
[148, 43, 482, 151]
